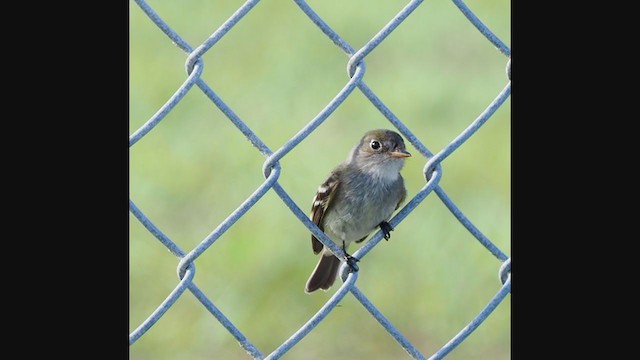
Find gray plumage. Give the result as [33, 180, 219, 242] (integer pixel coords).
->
[305, 129, 410, 293]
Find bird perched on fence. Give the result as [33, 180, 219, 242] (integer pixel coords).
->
[305, 129, 411, 293]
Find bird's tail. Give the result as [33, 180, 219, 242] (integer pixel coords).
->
[305, 254, 341, 293]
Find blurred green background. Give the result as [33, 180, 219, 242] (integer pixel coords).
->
[130, 0, 510, 359]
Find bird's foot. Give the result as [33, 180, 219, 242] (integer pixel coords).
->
[342, 241, 359, 272]
[379, 221, 393, 240]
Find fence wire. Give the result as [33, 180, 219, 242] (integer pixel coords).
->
[129, 0, 511, 359]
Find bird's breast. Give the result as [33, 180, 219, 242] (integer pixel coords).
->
[322, 181, 400, 243]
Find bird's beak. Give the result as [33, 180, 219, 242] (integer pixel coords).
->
[390, 149, 411, 158]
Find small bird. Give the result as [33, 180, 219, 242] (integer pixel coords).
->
[305, 129, 411, 293]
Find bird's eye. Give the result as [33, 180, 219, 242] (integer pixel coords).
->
[370, 140, 381, 150]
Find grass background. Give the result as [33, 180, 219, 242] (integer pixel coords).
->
[130, 0, 511, 359]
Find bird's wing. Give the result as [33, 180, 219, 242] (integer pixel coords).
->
[310, 171, 340, 254]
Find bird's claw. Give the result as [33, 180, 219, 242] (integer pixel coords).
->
[342, 241, 360, 272]
[345, 254, 360, 272]
[379, 221, 394, 240]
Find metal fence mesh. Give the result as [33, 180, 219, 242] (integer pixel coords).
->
[129, 0, 511, 359]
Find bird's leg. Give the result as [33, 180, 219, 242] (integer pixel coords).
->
[379, 221, 393, 240]
[342, 240, 360, 272]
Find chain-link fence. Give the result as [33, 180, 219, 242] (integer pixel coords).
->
[130, 0, 510, 358]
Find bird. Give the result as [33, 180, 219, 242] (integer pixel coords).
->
[305, 129, 410, 293]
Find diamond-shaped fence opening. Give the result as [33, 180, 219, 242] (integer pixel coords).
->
[130, 0, 510, 359]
